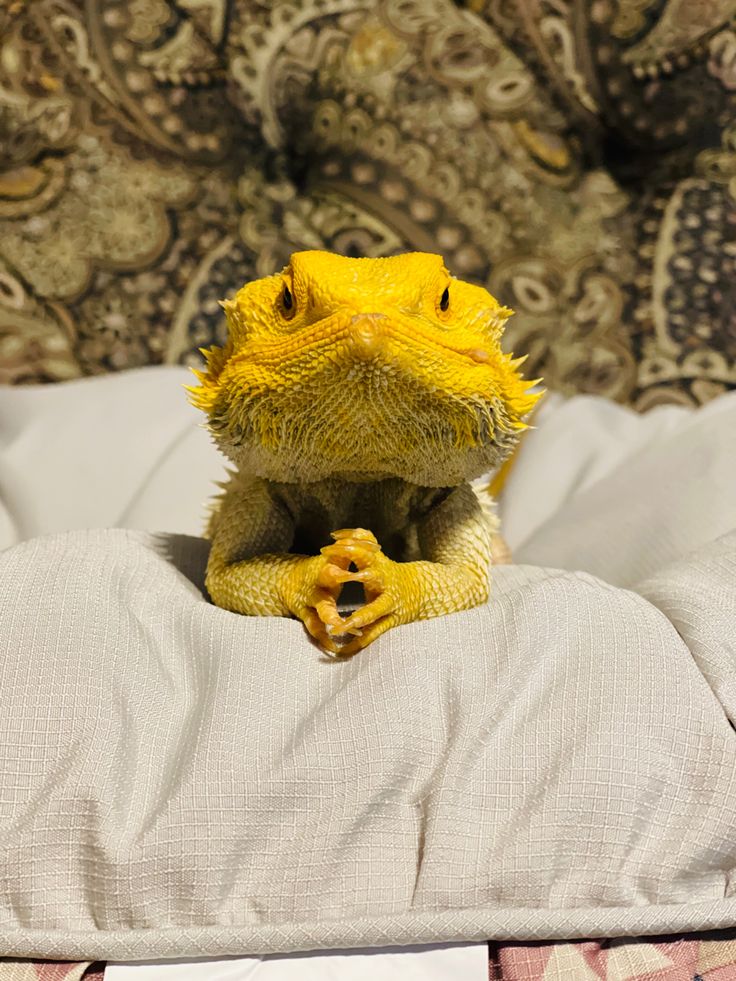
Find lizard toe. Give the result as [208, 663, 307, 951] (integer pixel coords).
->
[338, 591, 396, 633]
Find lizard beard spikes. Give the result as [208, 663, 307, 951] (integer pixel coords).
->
[215, 359, 524, 486]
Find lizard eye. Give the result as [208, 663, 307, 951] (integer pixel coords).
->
[439, 286, 450, 312]
[281, 284, 295, 317]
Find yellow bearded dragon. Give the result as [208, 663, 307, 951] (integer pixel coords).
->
[189, 251, 541, 656]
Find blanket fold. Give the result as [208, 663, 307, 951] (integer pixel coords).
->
[1, 529, 735, 960]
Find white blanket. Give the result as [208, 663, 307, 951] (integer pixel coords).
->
[0, 371, 735, 963]
[2, 367, 735, 578]
[106, 942, 488, 981]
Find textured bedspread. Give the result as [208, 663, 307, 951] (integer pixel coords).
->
[1, 525, 735, 961]
[7, 933, 736, 979]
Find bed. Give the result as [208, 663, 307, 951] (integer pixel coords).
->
[0, 369, 735, 979]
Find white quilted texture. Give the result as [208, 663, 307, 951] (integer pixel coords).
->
[0, 371, 735, 960]
[0, 528, 735, 959]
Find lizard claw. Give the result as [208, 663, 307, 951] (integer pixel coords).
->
[338, 591, 396, 634]
[330, 528, 379, 546]
[317, 562, 356, 587]
[290, 529, 404, 655]
[324, 621, 363, 638]
[316, 528, 402, 653]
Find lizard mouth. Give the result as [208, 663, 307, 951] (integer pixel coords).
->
[237, 310, 497, 384]
[342, 312, 492, 367]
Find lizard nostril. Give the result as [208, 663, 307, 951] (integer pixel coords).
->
[348, 313, 387, 358]
[349, 313, 387, 326]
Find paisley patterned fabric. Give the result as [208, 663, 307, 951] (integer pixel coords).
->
[0, 0, 734, 407]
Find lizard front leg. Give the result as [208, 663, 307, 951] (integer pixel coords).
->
[320, 483, 494, 656]
[205, 476, 360, 653]
[207, 549, 364, 652]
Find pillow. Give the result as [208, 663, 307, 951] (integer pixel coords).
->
[0, 527, 735, 960]
[0, 367, 222, 550]
[505, 390, 736, 585]
[2, 364, 734, 590]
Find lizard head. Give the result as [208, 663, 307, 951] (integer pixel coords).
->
[189, 250, 542, 486]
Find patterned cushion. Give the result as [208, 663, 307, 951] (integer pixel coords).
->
[0, 0, 734, 407]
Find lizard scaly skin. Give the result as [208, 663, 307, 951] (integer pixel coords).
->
[189, 251, 542, 656]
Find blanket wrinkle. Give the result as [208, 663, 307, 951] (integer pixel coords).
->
[2, 529, 736, 957]
[148, 534, 210, 600]
[633, 531, 736, 730]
